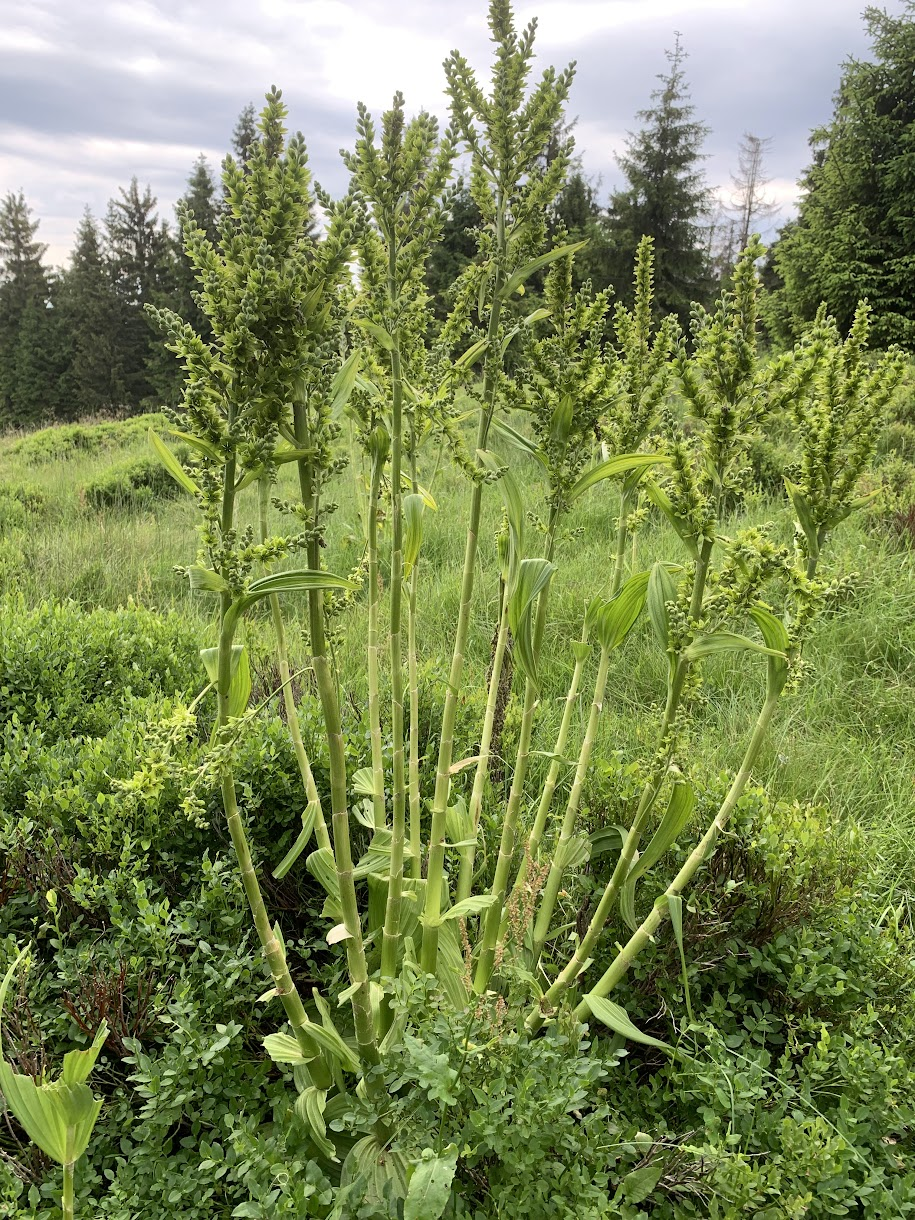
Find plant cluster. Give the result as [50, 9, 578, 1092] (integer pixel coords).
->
[0, 2, 910, 1216]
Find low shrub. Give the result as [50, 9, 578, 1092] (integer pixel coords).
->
[82, 452, 186, 511]
[0, 483, 48, 533]
[0, 597, 200, 741]
[4, 413, 167, 464]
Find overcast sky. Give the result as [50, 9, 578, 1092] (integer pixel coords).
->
[0, 0, 900, 267]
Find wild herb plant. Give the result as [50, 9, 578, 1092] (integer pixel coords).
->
[0, 949, 107, 1220]
[147, 90, 370, 1074]
[134, 5, 904, 1211]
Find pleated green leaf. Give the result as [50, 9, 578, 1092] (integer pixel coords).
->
[508, 558, 556, 687]
[403, 493, 426, 576]
[148, 429, 199, 495]
[568, 453, 671, 503]
[501, 240, 588, 297]
[330, 350, 362, 418]
[188, 567, 228, 593]
[682, 632, 785, 663]
[295, 1086, 337, 1161]
[643, 480, 700, 558]
[647, 561, 677, 650]
[583, 996, 671, 1050]
[591, 570, 650, 652]
[272, 802, 320, 880]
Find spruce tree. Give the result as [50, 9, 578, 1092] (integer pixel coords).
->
[771, 3, 915, 347]
[425, 185, 482, 320]
[231, 102, 258, 171]
[174, 155, 219, 341]
[551, 168, 614, 291]
[105, 178, 178, 410]
[605, 36, 712, 323]
[0, 192, 63, 426]
[59, 209, 125, 417]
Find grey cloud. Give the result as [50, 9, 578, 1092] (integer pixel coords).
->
[0, 0, 901, 265]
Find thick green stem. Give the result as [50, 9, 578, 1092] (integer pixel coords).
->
[567, 691, 782, 1023]
[456, 582, 510, 903]
[421, 216, 506, 972]
[529, 646, 610, 963]
[257, 477, 330, 853]
[407, 561, 422, 879]
[214, 463, 316, 1062]
[537, 536, 714, 1008]
[473, 527, 556, 994]
[381, 330, 407, 985]
[62, 1162, 74, 1220]
[523, 618, 589, 866]
[366, 458, 386, 829]
[610, 486, 633, 598]
[294, 400, 379, 1070]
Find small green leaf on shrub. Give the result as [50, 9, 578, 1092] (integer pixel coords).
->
[404, 1144, 458, 1220]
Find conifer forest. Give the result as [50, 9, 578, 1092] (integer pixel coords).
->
[2, 3, 915, 1217]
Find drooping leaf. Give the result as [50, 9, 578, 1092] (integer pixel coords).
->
[489, 416, 549, 467]
[148, 429, 199, 496]
[404, 1145, 459, 1220]
[354, 318, 394, 352]
[501, 240, 589, 297]
[329, 350, 362, 418]
[263, 1033, 311, 1066]
[245, 569, 357, 600]
[272, 802, 319, 879]
[295, 1086, 338, 1160]
[583, 995, 671, 1050]
[326, 923, 352, 946]
[666, 894, 693, 1022]
[166, 429, 223, 462]
[591, 570, 650, 652]
[620, 780, 695, 931]
[438, 894, 498, 923]
[306, 849, 341, 901]
[508, 558, 556, 687]
[188, 567, 228, 593]
[682, 632, 785, 663]
[643, 480, 700, 558]
[568, 453, 671, 503]
[646, 561, 677, 650]
[589, 825, 626, 857]
[628, 781, 695, 885]
[403, 493, 425, 576]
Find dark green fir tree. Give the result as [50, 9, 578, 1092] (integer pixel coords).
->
[174, 155, 219, 341]
[105, 178, 179, 410]
[771, 3, 915, 347]
[0, 192, 66, 426]
[59, 209, 126, 417]
[605, 36, 713, 323]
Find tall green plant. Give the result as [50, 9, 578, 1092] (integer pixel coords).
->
[421, 0, 578, 970]
[146, 12, 901, 1208]
[148, 91, 372, 1078]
